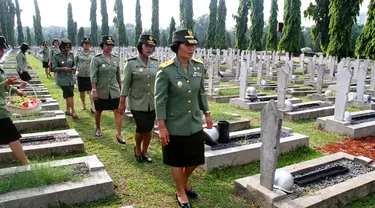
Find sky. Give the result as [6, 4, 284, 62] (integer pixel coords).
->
[17, 0, 371, 30]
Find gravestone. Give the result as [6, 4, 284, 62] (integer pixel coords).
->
[277, 65, 289, 110]
[259, 100, 282, 190]
[334, 68, 352, 121]
[353, 56, 360, 79]
[317, 64, 325, 94]
[329, 56, 335, 77]
[235, 51, 241, 81]
[239, 52, 248, 100]
[208, 62, 214, 95]
[319, 55, 324, 65]
[266, 55, 270, 76]
[300, 53, 305, 70]
[356, 64, 367, 102]
[257, 59, 263, 86]
[371, 65, 375, 90]
[272, 51, 276, 67]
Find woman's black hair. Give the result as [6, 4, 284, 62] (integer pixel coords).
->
[136, 42, 143, 54]
[20, 45, 28, 53]
[171, 42, 183, 54]
[99, 42, 104, 49]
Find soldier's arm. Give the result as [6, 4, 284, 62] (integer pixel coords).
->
[90, 56, 99, 84]
[198, 65, 209, 113]
[155, 68, 168, 121]
[120, 61, 132, 97]
[116, 60, 121, 89]
[16, 53, 22, 72]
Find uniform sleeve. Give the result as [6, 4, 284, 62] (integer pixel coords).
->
[15, 53, 22, 72]
[198, 64, 209, 112]
[90, 56, 99, 83]
[74, 53, 78, 67]
[51, 54, 59, 72]
[120, 61, 132, 96]
[154, 68, 169, 120]
[71, 54, 75, 68]
[48, 49, 52, 62]
[39, 49, 43, 54]
[116, 59, 121, 84]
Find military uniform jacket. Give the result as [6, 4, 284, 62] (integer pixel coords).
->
[121, 55, 159, 111]
[16, 52, 28, 72]
[74, 49, 95, 78]
[49, 47, 60, 62]
[51, 51, 75, 86]
[39, 47, 49, 62]
[154, 57, 210, 136]
[0, 68, 17, 119]
[90, 53, 121, 100]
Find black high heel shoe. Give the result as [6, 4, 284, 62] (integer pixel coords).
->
[176, 194, 192, 208]
[185, 188, 198, 198]
[134, 147, 143, 163]
[116, 135, 126, 144]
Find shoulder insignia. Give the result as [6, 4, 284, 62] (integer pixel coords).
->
[95, 53, 102, 57]
[150, 57, 158, 61]
[127, 57, 137, 61]
[160, 59, 174, 68]
[191, 58, 204, 64]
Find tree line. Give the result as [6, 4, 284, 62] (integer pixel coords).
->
[2, 0, 374, 59]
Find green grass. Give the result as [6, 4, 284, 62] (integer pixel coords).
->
[218, 88, 239, 96]
[23, 55, 375, 208]
[0, 165, 82, 194]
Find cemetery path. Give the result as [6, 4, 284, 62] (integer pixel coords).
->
[316, 137, 375, 161]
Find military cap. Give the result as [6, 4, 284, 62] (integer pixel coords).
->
[138, 34, 156, 46]
[81, 37, 91, 46]
[20, 43, 30, 51]
[101, 35, 115, 45]
[43, 41, 48, 45]
[172, 29, 198, 44]
[52, 38, 60, 44]
[59, 38, 71, 50]
[0, 36, 8, 49]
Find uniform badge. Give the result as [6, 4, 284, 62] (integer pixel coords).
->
[102, 64, 106, 68]
[61, 61, 65, 64]
[140, 68, 143, 72]
[177, 81, 183, 88]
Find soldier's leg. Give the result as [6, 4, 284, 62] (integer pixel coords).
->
[87, 91, 95, 113]
[67, 97, 77, 116]
[80, 92, 86, 109]
[183, 166, 197, 191]
[95, 110, 102, 131]
[9, 140, 29, 165]
[171, 167, 189, 203]
[114, 109, 123, 138]
[141, 131, 152, 155]
[135, 132, 143, 156]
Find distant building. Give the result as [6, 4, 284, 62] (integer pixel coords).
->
[357, 12, 367, 25]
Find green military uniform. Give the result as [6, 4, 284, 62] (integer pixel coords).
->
[16, 52, 28, 72]
[155, 57, 209, 136]
[121, 55, 159, 111]
[90, 53, 121, 99]
[51, 50, 75, 86]
[49, 46, 60, 63]
[0, 69, 17, 119]
[39, 47, 49, 62]
[75, 49, 95, 78]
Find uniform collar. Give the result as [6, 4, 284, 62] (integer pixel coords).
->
[174, 57, 194, 80]
[137, 55, 151, 67]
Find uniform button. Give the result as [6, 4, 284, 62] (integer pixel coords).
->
[188, 90, 192, 94]
[108, 78, 110, 80]
[148, 84, 150, 86]
[147, 76, 150, 78]
[187, 80, 190, 83]
[188, 100, 191, 104]
[188, 110, 191, 113]
[109, 71, 111, 73]
[108, 85, 110, 86]
[148, 93, 150, 95]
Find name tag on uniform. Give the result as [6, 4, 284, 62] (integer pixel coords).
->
[149, 65, 157, 68]
[174, 75, 182, 79]
[136, 65, 143, 68]
[192, 72, 202, 77]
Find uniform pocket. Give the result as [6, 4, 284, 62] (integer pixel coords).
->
[166, 110, 180, 117]
[131, 91, 142, 98]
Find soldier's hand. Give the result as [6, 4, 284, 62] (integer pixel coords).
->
[118, 102, 126, 115]
[91, 91, 98, 101]
[159, 128, 169, 147]
[205, 114, 213, 129]
[4, 76, 21, 88]
[19, 82, 27, 89]
[16, 89, 27, 97]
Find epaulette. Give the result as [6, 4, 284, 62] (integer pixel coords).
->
[112, 53, 118, 57]
[150, 57, 158, 61]
[127, 57, 137, 61]
[95, 53, 102, 57]
[191, 58, 204, 64]
[160, 59, 174, 68]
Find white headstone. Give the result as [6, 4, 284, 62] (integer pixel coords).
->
[371, 65, 375, 90]
[334, 68, 353, 121]
[353, 56, 360, 79]
[300, 53, 305, 70]
[356, 64, 367, 101]
[316, 64, 325, 94]
[239, 53, 248, 100]
[257, 59, 263, 86]
[277, 66, 289, 110]
[329, 56, 335, 77]
[208, 62, 214, 95]
[266, 55, 271, 76]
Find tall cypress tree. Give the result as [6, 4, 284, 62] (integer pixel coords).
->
[90, 0, 98, 46]
[356, 0, 375, 58]
[304, 0, 330, 52]
[278, 0, 301, 53]
[15, 0, 24, 45]
[67, 3, 77, 46]
[134, 0, 142, 45]
[234, 0, 250, 50]
[26, 26, 31, 44]
[266, 0, 278, 51]
[205, 0, 217, 48]
[327, 0, 362, 59]
[184, 0, 194, 29]
[33, 0, 43, 45]
[100, 0, 109, 36]
[0, 0, 8, 38]
[249, 0, 264, 50]
[168, 17, 176, 45]
[6, 0, 15, 46]
[216, 0, 228, 49]
[114, 0, 128, 46]
[151, 0, 160, 45]
[160, 30, 168, 47]
[77, 27, 85, 45]
[179, 0, 186, 27]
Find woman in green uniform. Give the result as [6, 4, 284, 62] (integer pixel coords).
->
[39, 41, 51, 78]
[91, 35, 125, 144]
[75, 37, 95, 113]
[16, 43, 31, 82]
[49, 38, 60, 83]
[51, 38, 78, 119]
[155, 29, 213, 208]
[0, 36, 29, 165]
[119, 34, 159, 162]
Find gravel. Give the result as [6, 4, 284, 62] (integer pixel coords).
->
[288, 159, 374, 199]
[292, 103, 329, 112]
[211, 132, 291, 151]
[0, 133, 70, 149]
[65, 163, 90, 177]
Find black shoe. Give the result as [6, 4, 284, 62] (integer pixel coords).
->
[116, 135, 126, 144]
[134, 147, 143, 163]
[91, 109, 95, 114]
[142, 153, 153, 163]
[72, 114, 79, 119]
[65, 111, 72, 116]
[176, 194, 192, 208]
[185, 188, 198, 198]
